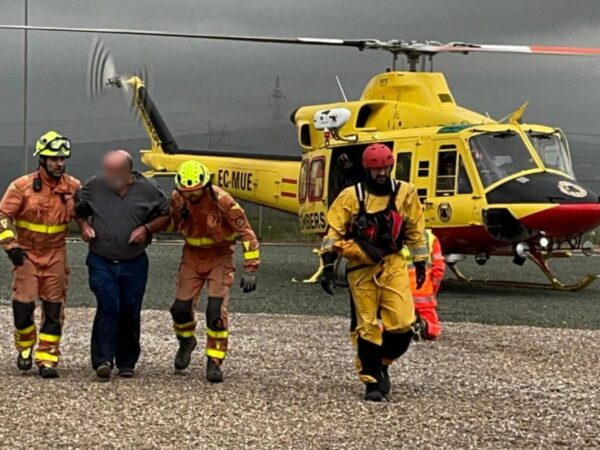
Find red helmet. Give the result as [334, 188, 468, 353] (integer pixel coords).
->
[362, 143, 394, 169]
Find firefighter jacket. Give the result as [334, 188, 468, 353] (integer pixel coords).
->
[170, 185, 260, 272]
[322, 180, 428, 267]
[0, 170, 80, 252]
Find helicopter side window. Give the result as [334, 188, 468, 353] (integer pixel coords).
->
[298, 160, 309, 203]
[308, 158, 326, 200]
[435, 151, 457, 196]
[395, 152, 412, 182]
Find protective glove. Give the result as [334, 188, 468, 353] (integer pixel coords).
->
[6, 248, 27, 267]
[414, 260, 427, 290]
[320, 265, 337, 296]
[240, 270, 257, 293]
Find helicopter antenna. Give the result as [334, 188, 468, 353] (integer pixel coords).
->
[335, 75, 348, 102]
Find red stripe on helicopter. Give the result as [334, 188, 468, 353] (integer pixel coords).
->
[281, 192, 297, 198]
[530, 46, 600, 55]
[282, 178, 298, 185]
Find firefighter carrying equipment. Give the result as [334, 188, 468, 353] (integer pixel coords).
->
[402, 229, 445, 339]
[34, 131, 71, 158]
[321, 178, 427, 385]
[175, 160, 211, 192]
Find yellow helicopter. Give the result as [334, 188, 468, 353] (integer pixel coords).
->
[2, 24, 600, 290]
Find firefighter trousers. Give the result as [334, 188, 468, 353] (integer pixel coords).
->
[347, 256, 415, 384]
[12, 247, 68, 368]
[170, 247, 235, 365]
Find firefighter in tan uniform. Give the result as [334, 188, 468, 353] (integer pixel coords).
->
[320, 143, 428, 401]
[169, 160, 260, 382]
[0, 131, 80, 378]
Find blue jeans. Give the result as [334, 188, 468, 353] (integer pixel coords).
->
[87, 251, 149, 370]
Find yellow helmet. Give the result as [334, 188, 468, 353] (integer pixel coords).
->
[34, 131, 71, 158]
[175, 160, 211, 192]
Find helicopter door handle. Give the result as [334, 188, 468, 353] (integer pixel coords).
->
[423, 200, 435, 209]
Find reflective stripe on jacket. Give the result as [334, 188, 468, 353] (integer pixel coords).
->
[0, 170, 80, 251]
[170, 185, 260, 272]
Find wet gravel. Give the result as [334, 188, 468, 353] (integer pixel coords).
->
[0, 308, 598, 449]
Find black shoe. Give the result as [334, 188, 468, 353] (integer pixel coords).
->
[206, 358, 224, 383]
[39, 365, 59, 379]
[380, 365, 391, 396]
[174, 336, 197, 371]
[96, 362, 112, 381]
[17, 350, 33, 371]
[117, 367, 135, 378]
[364, 383, 383, 402]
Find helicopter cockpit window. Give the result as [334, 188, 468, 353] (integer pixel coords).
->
[308, 158, 325, 200]
[527, 131, 575, 178]
[395, 152, 412, 182]
[469, 131, 537, 188]
[435, 151, 457, 196]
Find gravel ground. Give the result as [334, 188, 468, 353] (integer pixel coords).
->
[0, 308, 598, 449]
[0, 242, 599, 449]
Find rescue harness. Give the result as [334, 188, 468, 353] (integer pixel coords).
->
[345, 179, 406, 264]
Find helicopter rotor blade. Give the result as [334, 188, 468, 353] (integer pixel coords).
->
[4, 24, 600, 58]
[0, 24, 371, 49]
[419, 42, 600, 56]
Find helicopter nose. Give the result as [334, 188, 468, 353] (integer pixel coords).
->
[518, 203, 600, 237]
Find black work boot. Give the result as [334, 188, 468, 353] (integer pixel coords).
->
[174, 336, 197, 371]
[96, 362, 112, 381]
[364, 382, 383, 402]
[39, 365, 59, 379]
[17, 350, 33, 371]
[380, 365, 391, 396]
[206, 358, 224, 383]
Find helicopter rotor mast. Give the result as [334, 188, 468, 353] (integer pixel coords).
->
[3, 24, 600, 72]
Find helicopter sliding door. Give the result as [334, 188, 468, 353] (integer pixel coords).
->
[421, 138, 482, 231]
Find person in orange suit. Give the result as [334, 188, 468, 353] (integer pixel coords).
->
[169, 160, 260, 383]
[405, 229, 445, 340]
[0, 131, 80, 378]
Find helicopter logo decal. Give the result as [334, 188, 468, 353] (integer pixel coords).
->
[437, 202, 452, 223]
[557, 180, 587, 198]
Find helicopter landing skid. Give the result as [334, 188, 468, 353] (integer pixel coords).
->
[447, 253, 600, 292]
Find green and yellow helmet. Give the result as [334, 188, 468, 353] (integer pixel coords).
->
[34, 131, 71, 158]
[175, 160, 211, 192]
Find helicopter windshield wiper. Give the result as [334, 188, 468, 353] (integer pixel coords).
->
[491, 130, 517, 139]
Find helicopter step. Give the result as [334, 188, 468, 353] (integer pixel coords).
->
[447, 251, 600, 292]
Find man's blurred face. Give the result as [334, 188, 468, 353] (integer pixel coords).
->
[102, 151, 132, 191]
[42, 156, 66, 179]
[369, 166, 392, 185]
[180, 188, 205, 204]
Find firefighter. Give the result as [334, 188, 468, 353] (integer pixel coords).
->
[169, 160, 260, 383]
[0, 131, 80, 378]
[320, 143, 428, 401]
[406, 229, 445, 340]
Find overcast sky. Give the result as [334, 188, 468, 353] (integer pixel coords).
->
[1, 0, 600, 151]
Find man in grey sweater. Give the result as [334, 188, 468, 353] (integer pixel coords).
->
[76, 150, 170, 380]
